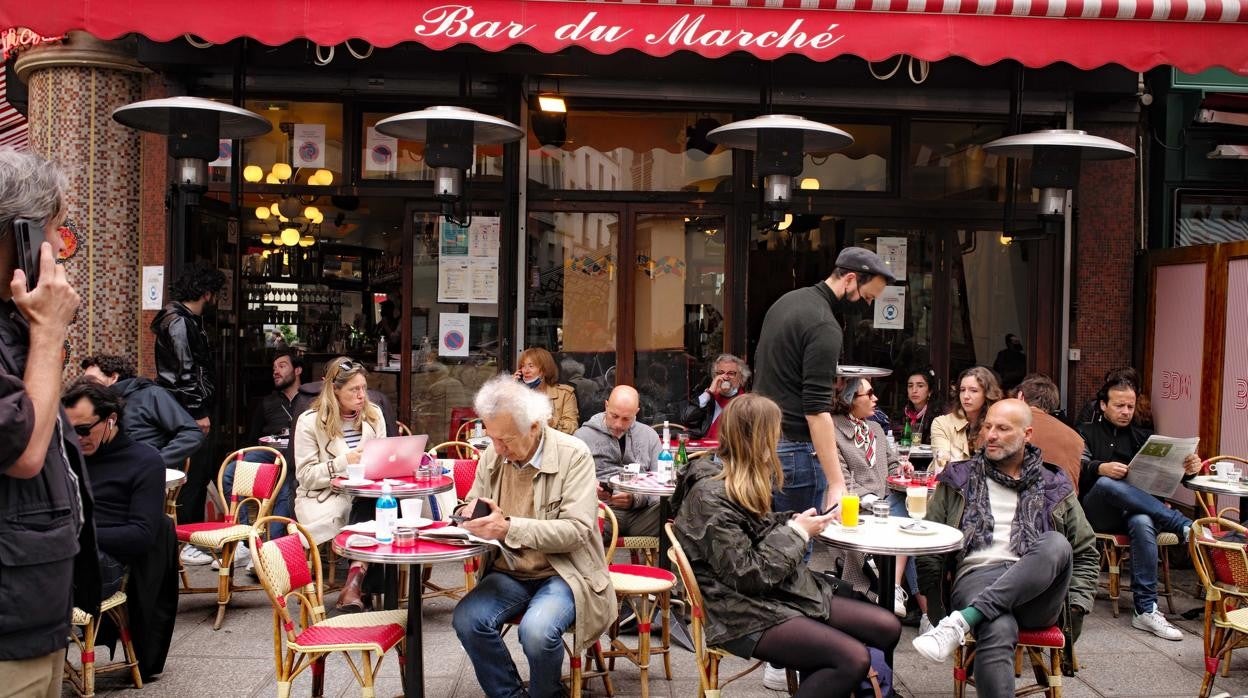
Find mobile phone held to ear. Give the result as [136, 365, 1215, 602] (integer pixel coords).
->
[12, 218, 41, 291]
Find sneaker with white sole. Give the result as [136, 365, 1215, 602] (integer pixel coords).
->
[1133, 605, 1183, 641]
[912, 610, 971, 662]
[209, 544, 251, 571]
[180, 546, 214, 566]
[762, 664, 789, 691]
[894, 586, 909, 616]
[919, 613, 933, 635]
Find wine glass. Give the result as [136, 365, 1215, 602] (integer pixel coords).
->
[905, 485, 928, 530]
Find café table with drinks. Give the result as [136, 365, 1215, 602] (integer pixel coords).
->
[1185, 466, 1248, 522]
[611, 468, 678, 571]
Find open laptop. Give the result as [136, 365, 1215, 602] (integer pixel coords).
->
[360, 434, 429, 480]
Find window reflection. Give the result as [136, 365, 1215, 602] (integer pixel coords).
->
[361, 112, 505, 182]
[798, 123, 891, 192]
[240, 101, 344, 185]
[909, 121, 1036, 201]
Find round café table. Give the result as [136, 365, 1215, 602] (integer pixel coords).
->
[885, 473, 938, 494]
[610, 475, 676, 571]
[1184, 475, 1248, 522]
[332, 530, 483, 698]
[332, 474, 454, 520]
[165, 468, 186, 491]
[819, 516, 963, 664]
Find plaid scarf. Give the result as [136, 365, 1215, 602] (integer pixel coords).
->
[849, 416, 875, 464]
[962, 445, 1049, 557]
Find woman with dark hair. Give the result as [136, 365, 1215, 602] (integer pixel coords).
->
[515, 347, 579, 433]
[898, 367, 940, 444]
[930, 366, 1003, 461]
[673, 394, 900, 697]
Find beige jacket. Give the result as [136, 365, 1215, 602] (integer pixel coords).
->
[463, 426, 615, 652]
[930, 413, 972, 461]
[547, 383, 580, 434]
[292, 409, 387, 544]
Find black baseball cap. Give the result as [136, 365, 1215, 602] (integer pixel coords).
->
[835, 246, 897, 284]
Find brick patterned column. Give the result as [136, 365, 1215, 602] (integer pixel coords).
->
[137, 74, 171, 379]
[16, 33, 146, 374]
[1071, 123, 1138, 413]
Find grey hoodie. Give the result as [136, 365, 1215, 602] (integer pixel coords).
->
[574, 412, 664, 508]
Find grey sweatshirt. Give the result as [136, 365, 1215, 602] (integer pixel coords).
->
[574, 413, 664, 508]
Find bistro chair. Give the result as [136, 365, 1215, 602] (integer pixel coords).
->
[1197, 456, 1248, 518]
[175, 446, 286, 630]
[418, 441, 484, 601]
[664, 522, 798, 697]
[1189, 516, 1248, 697]
[601, 503, 675, 698]
[952, 624, 1066, 698]
[396, 421, 413, 436]
[64, 585, 142, 697]
[249, 516, 407, 698]
[650, 422, 689, 434]
[1094, 531, 1177, 617]
[449, 406, 480, 444]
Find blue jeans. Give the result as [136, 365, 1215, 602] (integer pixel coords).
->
[772, 439, 825, 514]
[452, 572, 577, 698]
[1082, 476, 1191, 614]
[221, 451, 296, 540]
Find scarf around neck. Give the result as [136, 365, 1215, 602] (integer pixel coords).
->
[904, 403, 927, 428]
[962, 445, 1048, 557]
[849, 416, 876, 464]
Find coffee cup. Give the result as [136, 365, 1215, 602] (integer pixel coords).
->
[622, 463, 641, 483]
[400, 498, 423, 520]
[1215, 462, 1233, 482]
[346, 462, 365, 482]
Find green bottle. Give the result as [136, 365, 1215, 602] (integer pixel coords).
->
[675, 433, 690, 474]
[900, 420, 913, 448]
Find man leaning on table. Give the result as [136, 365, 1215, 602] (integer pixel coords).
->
[913, 399, 1098, 697]
[453, 374, 615, 698]
[575, 384, 663, 538]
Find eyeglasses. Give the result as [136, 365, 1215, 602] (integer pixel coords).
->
[854, 390, 875, 399]
[73, 418, 102, 437]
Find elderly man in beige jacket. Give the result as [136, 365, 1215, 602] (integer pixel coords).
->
[453, 374, 614, 698]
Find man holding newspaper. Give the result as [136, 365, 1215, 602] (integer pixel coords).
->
[1078, 376, 1202, 641]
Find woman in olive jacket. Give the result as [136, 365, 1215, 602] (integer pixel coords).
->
[672, 394, 900, 698]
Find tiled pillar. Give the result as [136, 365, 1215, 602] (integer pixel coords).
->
[15, 32, 146, 370]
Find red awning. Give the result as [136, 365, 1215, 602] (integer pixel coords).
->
[5, 0, 1248, 74]
[0, 71, 27, 151]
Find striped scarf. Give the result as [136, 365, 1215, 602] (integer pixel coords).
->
[850, 416, 875, 464]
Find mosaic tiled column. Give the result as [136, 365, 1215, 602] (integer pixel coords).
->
[16, 32, 145, 368]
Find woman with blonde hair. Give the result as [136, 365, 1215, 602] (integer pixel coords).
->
[672, 394, 900, 697]
[293, 357, 387, 611]
[514, 347, 578, 433]
[930, 366, 1003, 461]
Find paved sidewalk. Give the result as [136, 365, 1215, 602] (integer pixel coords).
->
[73, 551, 1248, 697]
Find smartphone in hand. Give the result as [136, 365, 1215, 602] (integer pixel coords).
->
[12, 219, 41, 291]
[818, 502, 840, 517]
[450, 499, 494, 524]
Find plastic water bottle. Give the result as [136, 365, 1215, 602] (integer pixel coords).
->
[375, 483, 397, 543]
[657, 447, 674, 484]
[376, 334, 388, 370]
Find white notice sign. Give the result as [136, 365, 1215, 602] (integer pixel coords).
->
[141, 266, 164, 311]
[292, 124, 326, 169]
[873, 286, 905, 330]
[876, 237, 907, 282]
[439, 313, 471, 358]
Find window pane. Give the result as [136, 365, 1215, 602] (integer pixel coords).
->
[909, 121, 1032, 201]
[361, 112, 505, 182]
[408, 212, 503, 442]
[798, 123, 891, 192]
[949, 229, 1033, 392]
[240, 101, 344, 186]
[634, 214, 726, 424]
[525, 211, 620, 425]
[1175, 191, 1248, 246]
[527, 111, 732, 192]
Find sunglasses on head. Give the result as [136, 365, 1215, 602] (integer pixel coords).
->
[338, 359, 361, 373]
[73, 418, 102, 437]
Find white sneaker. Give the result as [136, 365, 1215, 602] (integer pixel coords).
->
[894, 586, 909, 616]
[209, 544, 251, 570]
[1133, 605, 1183, 641]
[180, 546, 214, 566]
[762, 664, 789, 691]
[912, 610, 971, 662]
[919, 613, 934, 634]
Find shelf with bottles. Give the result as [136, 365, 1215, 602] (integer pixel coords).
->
[243, 283, 343, 308]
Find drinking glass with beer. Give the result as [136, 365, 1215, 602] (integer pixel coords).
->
[905, 486, 928, 530]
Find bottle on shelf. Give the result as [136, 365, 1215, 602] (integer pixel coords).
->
[375, 483, 397, 543]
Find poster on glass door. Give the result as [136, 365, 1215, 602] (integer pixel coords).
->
[876, 237, 907, 282]
[438, 216, 500, 304]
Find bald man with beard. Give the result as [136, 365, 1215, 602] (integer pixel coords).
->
[574, 385, 664, 537]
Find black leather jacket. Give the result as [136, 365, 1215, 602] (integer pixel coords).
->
[0, 301, 100, 659]
[151, 302, 214, 419]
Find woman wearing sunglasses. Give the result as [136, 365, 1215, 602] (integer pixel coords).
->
[293, 357, 387, 611]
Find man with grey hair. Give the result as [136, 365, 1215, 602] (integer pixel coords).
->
[453, 374, 614, 698]
[0, 147, 99, 695]
[681, 353, 750, 440]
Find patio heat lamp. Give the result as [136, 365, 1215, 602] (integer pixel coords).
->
[375, 106, 524, 227]
[706, 114, 853, 229]
[112, 96, 272, 192]
[982, 129, 1135, 233]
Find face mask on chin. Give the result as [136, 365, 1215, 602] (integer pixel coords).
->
[721, 386, 739, 398]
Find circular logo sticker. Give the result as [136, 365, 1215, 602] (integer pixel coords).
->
[371, 144, 393, 165]
[299, 140, 320, 163]
[883, 304, 898, 321]
[444, 331, 465, 351]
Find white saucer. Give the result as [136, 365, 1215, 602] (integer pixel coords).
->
[898, 522, 938, 535]
[341, 477, 375, 486]
[394, 517, 434, 528]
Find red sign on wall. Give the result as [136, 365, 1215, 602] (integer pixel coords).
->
[1, 27, 63, 61]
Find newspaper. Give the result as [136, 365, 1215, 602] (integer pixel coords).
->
[421, 525, 520, 569]
[1125, 435, 1200, 498]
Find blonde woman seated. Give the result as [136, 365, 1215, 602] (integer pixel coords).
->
[293, 357, 387, 611]
[672, 394, 900, 697]
[930, 366, 1003, 461]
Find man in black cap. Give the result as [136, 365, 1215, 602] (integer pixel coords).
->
[754, 246, 895, 516]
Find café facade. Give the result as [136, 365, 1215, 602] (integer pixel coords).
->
[4, 0, 1246, 453]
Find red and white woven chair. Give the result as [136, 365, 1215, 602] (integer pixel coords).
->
[64, 586, 142, 697]
[176, 446, 286, 630]
[249, 516, 406, 698]
[953, 624, 1066, 698]
[602, 503, 675, 698]
[1094, 530, 1177, 618]
[419, 441, 483, 601]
